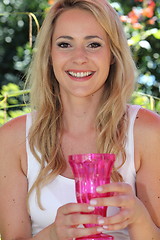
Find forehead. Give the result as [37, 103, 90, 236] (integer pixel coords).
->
[53, 8, 107, 38]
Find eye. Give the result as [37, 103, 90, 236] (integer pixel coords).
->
[57, 42, 71, 48]
[88, 42, 101, 49]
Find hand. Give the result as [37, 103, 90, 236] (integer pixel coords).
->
[89, 182, 147, 231]
[50, 203, 104, 240]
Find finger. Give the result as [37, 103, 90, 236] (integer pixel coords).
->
[96, 182, 133, 194]
[90, 194, 134, 208]
[97, 208, 130, 226]
[67, 226, 104, 239]
[65, 213, 100, 226]
[103, 217, 130, 231]
[58, 203, 95, 215]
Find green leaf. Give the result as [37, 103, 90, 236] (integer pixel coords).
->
[129, 34, 141, 45]
[153, 30, 160, 39]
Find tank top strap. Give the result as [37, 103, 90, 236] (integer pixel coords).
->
[118, 104, 141, 190]
[26, 112, 41, 190]
[26, 112, 32, 138]
[126, 104, 141, 150]
[127, 104, 141, 133]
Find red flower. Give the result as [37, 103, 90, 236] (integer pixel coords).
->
[149, 0, 156, 8]
[120, 15, 128, 23]
[48, 0, 54, 5]
[120, 0, 156, 28]
[142, 0, 156, 18]
[132, 23, 143, 29]
[147, 16, 157, 25]
[142, 7, 154, 18]
[128, 8, 142, 24]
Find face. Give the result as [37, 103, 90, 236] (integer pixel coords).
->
[51, 8, 112, 99]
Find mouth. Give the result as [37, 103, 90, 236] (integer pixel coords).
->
[66, 70, 95, 79]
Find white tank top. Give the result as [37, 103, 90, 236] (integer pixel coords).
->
[26, 104, 141, 240]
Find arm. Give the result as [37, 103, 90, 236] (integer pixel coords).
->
[128, 108, 160, 239]
[89, 108, 160, 239]
[0, 116, 32, 240]
[0, 116, 57, 240]
[0, 116, 103, 240]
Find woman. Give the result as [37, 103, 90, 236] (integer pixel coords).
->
[0, 0, 160, 239]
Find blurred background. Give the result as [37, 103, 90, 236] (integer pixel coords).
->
[0, 0, 160, 125]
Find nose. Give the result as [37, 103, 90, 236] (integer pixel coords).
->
[72, 47, 88, 65]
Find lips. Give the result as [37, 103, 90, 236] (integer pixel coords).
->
[66, 70, 95, 80]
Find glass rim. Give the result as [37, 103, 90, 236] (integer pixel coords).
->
[68, 153, 115, 162]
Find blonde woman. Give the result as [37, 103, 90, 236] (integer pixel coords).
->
[0, 0, 160, 239]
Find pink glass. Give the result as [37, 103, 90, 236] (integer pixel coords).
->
[69, 153, 115, 240]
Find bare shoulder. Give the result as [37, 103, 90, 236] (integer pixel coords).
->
[0, 114, 26, 136]
[134, 107, 160, 170]
[135, 107, 160, 143]
[136, 107, 160, 129]
[0, 115, 32, 237]
[134, 108, 160, 226]
[0, 114, 27, 148]
[0, 114, 27, 174]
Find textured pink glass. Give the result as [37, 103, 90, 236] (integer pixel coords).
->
[69, 153, 115, 240]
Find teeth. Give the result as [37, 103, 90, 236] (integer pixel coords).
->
[68, 71, 93, 78]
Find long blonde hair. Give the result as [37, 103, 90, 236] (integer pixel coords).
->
[26, 0, 136, 208]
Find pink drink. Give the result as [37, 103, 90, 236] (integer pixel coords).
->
[69, 153, 115, 240]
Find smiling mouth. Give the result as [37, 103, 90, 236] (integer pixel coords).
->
[67, 71, 95, 78]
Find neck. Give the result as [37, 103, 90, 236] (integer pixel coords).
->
[61, 93, 102, 134]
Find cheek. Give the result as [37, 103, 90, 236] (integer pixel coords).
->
[51, 60, 66, 84]
[99, 58, 111, 81]
[51, 53, 61, 72]
[93, 50, 111, 64]
[51, 52, 67, 70]
[52, 64, 61, 82]
[51, 59, 60, 81]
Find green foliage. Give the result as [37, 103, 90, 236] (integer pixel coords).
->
[110, 0, 160, 97]
[0, 83, 30, 125]
[0, 0, 49, 88]
[0, 85, 159, 126]
[0, 0, 159, 126]
[131, 92, 160, 113]
[14, 43, 33, 72]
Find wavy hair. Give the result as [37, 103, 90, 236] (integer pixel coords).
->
[26, 0, 136, 208]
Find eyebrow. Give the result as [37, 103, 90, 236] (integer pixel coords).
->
[56, 35, 103, 40]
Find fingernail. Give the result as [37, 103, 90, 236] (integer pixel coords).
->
[97, 227, 103, 232]
[103, 225, 109, 229]
[88, 206, 95, 211]
[98, 218, 105, 225]
[90, 199, 97, 205]
[96, 186, 103, 192]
